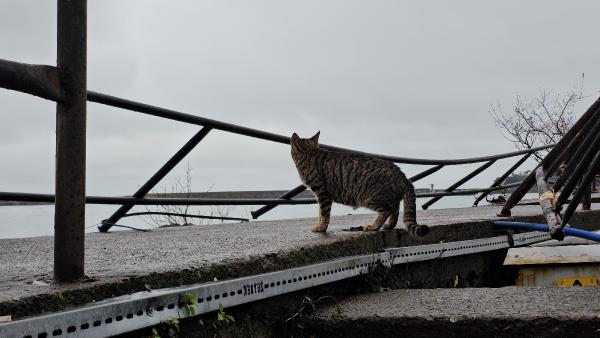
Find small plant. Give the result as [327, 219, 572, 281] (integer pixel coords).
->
[179, 293, 197, 316]
[217, 303, 235, 325]
[143, 163, 236, 227]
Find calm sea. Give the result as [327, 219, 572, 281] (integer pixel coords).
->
[0, 194, 524, 239]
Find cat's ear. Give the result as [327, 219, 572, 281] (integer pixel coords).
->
[309, 131, 320, 145]
[291, 132, 299, 143]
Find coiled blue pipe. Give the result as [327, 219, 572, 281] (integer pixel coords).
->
[494, 221, 600, 242]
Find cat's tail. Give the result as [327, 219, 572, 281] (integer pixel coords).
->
[401, 177, 429, 236]
[402, 180, 417, 226]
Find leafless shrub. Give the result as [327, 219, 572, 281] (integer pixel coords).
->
[142, 163, 235, 227]
[490, 75, 585, 162]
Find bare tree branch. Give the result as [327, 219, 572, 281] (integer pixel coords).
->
[489, 76, 586, 163]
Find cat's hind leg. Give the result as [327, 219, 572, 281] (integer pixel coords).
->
[383, 206, 399, 230]
[311, 193, 332, 232]
[402, 188, 429, 236]
[364, 209, 391, 231]
[408, 223, 429, 236]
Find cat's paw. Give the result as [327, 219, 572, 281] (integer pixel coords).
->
[409, 224, 429, 237]
[311, 223, 328, 232]
[363, 224, 381, 231]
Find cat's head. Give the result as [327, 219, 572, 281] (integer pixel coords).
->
[291, 131, 320, 155]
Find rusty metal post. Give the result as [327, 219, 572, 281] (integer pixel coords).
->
[54, 0, 87, 282]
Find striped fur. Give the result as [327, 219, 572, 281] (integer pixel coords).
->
[291, 132, 428, 236]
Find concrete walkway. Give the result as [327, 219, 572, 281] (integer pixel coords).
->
[1, 203, 599, 319]
[296, 287, 600, 337]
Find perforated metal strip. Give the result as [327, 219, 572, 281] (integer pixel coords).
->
[0, 253, 389, 338]
[512, 231, 552, 247]
[0, 231, 550, 338]
[388, 235, 511, 265]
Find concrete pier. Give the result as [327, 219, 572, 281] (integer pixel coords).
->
[1, 204, 600, 320]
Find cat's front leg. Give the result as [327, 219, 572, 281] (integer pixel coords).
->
[311, 193, 332, 232]
[364, 209, 391, 231]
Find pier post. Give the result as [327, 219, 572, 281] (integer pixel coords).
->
[54, 0, 87, 282]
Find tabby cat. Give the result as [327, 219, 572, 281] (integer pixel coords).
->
[291, 131, 428, 236]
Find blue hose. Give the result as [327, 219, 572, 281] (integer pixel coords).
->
[494, 221, 600, 242]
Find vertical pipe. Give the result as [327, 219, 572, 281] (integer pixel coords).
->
[98, 127, 212, 232]
[54, 0, 87, 282]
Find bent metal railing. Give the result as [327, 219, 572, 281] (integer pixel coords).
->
[0, 2, 553, 281]
[0, 88, 552, 228]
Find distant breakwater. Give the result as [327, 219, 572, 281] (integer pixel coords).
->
[1, 187, 486, 206]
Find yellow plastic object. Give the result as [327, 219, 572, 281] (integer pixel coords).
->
[555, 276, 598, 287]
[538, 191, 557, 207]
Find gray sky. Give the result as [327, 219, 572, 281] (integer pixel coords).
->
[2, 0, 600, 197]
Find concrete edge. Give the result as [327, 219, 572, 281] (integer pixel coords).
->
[2, 209, 599, 319]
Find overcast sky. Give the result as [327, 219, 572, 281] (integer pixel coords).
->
[2, 0, 600, 197]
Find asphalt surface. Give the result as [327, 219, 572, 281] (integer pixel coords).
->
[311, 287, 600, 319]
[2, 203, 600, 319]
[295, 287, 600, 337]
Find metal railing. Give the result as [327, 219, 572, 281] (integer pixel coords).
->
[499, 96, 600, 240]
[0, 1, 556, 281]
[0, 87, 550, 222]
